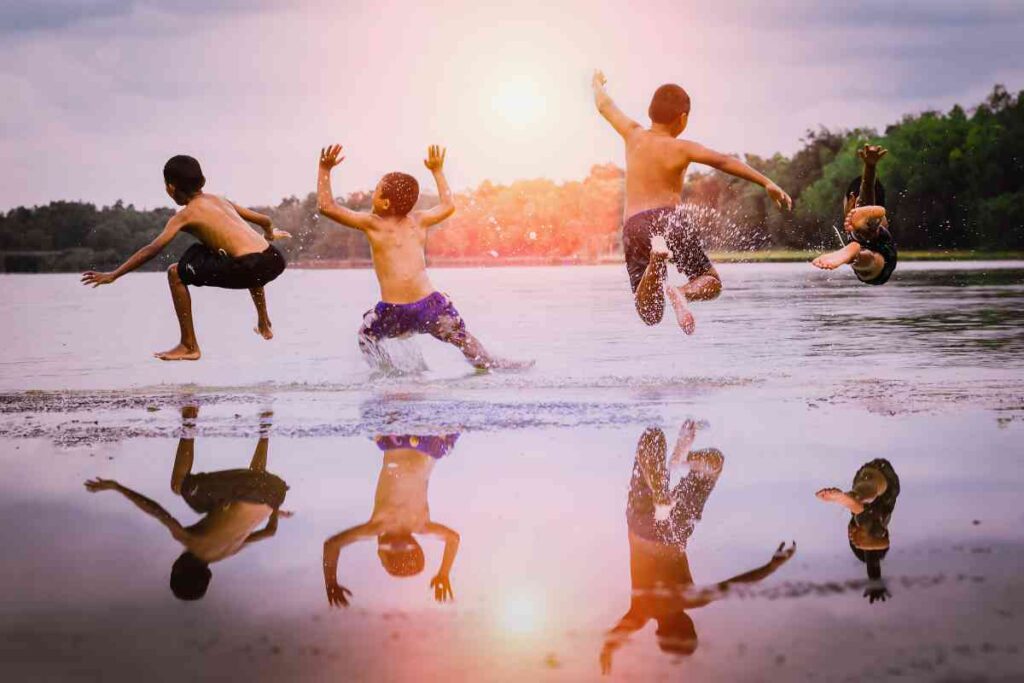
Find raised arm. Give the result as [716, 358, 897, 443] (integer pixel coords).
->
[84, 478, 186, 540]
[81, 212, 186, 287]
[600, 610, 647, 675]
[414, 145, 455, 228]
[682, 141, 793, 211]
[322, 521, 379, 607]
[856, 144, 887, 207]
[424, 521, 460, 602]
[592, 70, 640, 139]
[714, 541, 796, 595]
[229, 201, 291, 242]
[316, 144, 377, 231]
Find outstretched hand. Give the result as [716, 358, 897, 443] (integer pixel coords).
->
[858, 144, 888, 166]
[319, 144, 345, 171]
[592, 69, 607, 91]
[325, 580, 352, 608]
[766, 182, 793, 211]
[430, 573, 454, 603]
[770, 540, 797, 565]
[424, 145, 447, 173]
[84, 477, 120, 492]
[864, 584, 891, 604]
[81, 271, 116, 288]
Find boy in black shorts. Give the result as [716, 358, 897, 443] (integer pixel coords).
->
[812, 145, 898, 285]
[82, 155, 291, 360]
[592, 70, 792, 333]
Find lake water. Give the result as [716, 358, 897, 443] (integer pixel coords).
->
[1, 263, 1023, 681]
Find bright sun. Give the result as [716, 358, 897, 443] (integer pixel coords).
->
[490, 77, 547, 127]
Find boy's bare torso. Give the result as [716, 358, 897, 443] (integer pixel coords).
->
[182, 501, 273, 563]
[370, 448, 434, 533]
[365, 215, 436, 304]
[180, 194, 269, 258]
[623, 130, 690, 218]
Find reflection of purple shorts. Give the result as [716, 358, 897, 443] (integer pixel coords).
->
[375, 433, 461, 459]
[358, 292, 469, 347]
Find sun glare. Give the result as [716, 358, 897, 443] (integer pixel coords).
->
[490, 77, 547, 127]
[497, 594, 544, 635]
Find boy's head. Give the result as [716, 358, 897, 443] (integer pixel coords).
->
[372, 172, 419, 217]
[170, 551, 212, 601]
[655, 612, 698, 656]
[163, 155, 206, 205]
[377, 533, 425, 577]
[649, 84, 691, 136]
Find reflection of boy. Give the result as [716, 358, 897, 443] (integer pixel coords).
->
[322, 434, 461, 607]
[812, 145, 898, 285]
[83, 407, 290, 601]
[816, 458, 900, 603]
[601, 424, 795, 674]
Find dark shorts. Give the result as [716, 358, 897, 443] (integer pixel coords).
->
[853, 228, 898, 286]
[374, 433, 461, 459]
[626, 457, 719, 547]
[623, 207, 713, 293]
[177, 243, 286, 289]
[358, 291, 469, 346]
[180, 469, 288, 513]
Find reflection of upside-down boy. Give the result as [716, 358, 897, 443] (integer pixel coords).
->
[601, 423, 795, 674]
[323, 434, 462, 607]
[84, 406, 290, 600]
[816, 458, 901, 603]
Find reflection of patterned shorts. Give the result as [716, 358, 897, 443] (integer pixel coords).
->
[358, 292, 469, 345]
[627, 462, 719, 547]
[374, 433, 461, 459]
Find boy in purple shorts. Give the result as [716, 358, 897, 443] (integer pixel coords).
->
[317, 144, 520, 370]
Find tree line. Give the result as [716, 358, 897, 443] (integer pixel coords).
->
[2, 85, 1022, 272]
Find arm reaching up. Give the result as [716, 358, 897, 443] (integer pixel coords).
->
[81, 213, 187, 287]
[415, 145, 456, 228]
[425, 521, 460, 603]
[592, 70, 640, 139]
[322, 522, 378, 607]
[317, 144, 377, 231]
[84, 478, 186, 541]
[682, 141, 793, 211]
[856, 144, 887, 207]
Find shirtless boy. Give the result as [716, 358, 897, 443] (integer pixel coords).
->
[322, 433, 461, 607]
[592, 70, 793, 333]
[317, 144, 519, 370]
[81, 155, 291, 360]
[812, 144, 898, 285]
[84, 405, 290, 601]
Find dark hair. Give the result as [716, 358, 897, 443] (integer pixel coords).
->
[656, 612, 698, 655]
[163, 155, 206, 197]
[378, 172, 419, 217]
[170, 552, 211, 601]
[649, 84, 691, 124]
[377, 533, 425, 577]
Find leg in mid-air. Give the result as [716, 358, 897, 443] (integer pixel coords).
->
[812, 242, 884, 273]
[250, 287, 274, 340]
[155, 264, 201, 361]
[429, 314, 499, 370]
[634, 250, 669, 326]
[357, 311, 394, 369]
[666, 266, 722, 336]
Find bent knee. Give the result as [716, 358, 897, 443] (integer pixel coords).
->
[690, 448, 725, 476]
[167, 263, 181, 282]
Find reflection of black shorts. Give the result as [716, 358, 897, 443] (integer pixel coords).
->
[178, 243, 286, 289]
[623, 207, 712, 293]
[181, 469, 288, 513]
[626, 459, 719, 547]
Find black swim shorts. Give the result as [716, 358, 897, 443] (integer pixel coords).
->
[623, 207, 713, 293]
[180, 469, 289, 513]
[177, 243, 286, 289]
[853, 226, 898, 286]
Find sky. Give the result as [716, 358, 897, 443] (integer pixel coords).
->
[1, 0, 1023, 210]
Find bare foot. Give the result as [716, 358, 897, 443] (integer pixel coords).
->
[812, 250, 850, 270]
[255, 321, 273, 340]
[650, 234, 672, 261]
[666, 286, 696, 335]
[154, 344, 201, 361]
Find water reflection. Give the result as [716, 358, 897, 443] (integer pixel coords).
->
[83, 405, 291, 600]
[601, 423, 796, 674]
[816, 458, 901, 603]
[323, 432, 462, 607]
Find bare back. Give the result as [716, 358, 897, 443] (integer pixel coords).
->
[365, 215, 436, 304]
[623, 130, 689, 218]
[179, 194, 270, 258]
